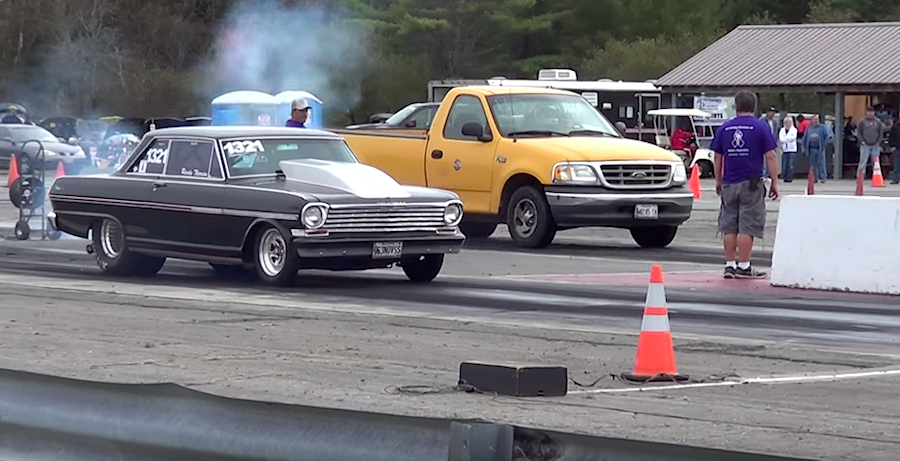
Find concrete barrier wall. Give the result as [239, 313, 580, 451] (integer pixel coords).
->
[770, 195, 900, 295]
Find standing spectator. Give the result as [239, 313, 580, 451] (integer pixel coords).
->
[856, 106, 885, 179]
[0, 109, 24, 124]
[778, 116, 799, 182]
[711, 90, 779, 279]
[759, 107, 779, 178]
[888, 116, 900, 184]
[802, 115, 833, 183]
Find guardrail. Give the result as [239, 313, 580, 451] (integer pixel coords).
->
[0, 368, 817, 461]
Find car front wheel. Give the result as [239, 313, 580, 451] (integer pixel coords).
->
[253, 226, 299, 286]
[401, 254, 444, 283]
[629, 225, 679, 248]
[93, 218, 166, 276]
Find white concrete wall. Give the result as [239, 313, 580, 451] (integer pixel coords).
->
[770, 195, 900, 295]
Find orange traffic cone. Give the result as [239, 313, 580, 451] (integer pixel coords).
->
[688, 164, 701, 199]
[856, 170, 865, 196]
[7, 154, 19, 187]
[872, 156, 885, 187]
[806, 166, 815, 195]
[55, 161, 65, 179]
[621, 265, 689, 383]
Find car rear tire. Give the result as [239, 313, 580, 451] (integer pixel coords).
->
[401, 254, 444, 283]
[630, 225, 679, 248]
[459, 221, 497, 239]
[506, 186, 556, 249]
[253, 226, 298, 286]
[93, 218, 166, 276]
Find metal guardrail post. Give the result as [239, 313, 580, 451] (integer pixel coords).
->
[448, 421, 514, 461]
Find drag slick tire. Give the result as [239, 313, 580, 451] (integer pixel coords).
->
[629, 225, 679, 248]
[400, 254, 444, 283]
[506, 185, 556, 249]
[253, 225, 299, 287]
[92, 218, 166, 277]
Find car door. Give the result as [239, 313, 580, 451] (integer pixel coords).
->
[424, 94, 497, 213]
[145, 138, 230, 255]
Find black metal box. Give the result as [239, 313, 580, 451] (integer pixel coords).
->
[458, 361, 568, 397]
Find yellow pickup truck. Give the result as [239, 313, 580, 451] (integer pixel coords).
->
[332, 86, 693, 249]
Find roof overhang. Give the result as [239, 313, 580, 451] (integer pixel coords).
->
[660, 84, 900, 95]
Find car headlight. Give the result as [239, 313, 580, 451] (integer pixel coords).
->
[552, 163, 598, 184]
[672, 163, 687, 183]
[301, 204, 328, 229]
[443, 202, 463, 226]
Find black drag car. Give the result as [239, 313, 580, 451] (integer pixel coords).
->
[47, 126, 466, 285]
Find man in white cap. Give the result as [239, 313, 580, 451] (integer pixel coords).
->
[285, 97, 310, 128]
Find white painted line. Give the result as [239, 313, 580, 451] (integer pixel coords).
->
[497, 270, 719, 280]
[569, 368, 900, 395]
[462, 249, 720, 267]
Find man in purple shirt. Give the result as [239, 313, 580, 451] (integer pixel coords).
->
[285, 97, 310, 128]
[711, 91, 780, 279]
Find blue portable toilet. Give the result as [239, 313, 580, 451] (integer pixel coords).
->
[275, 91, 323, 129]
[211, 91, 279, 126]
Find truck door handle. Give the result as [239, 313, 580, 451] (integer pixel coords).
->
[431, 150, 443, 159]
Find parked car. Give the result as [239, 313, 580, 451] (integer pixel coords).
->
[345, 102, 440, 131]
[47, 126, 466, 286]
[0, 123, 89, 172]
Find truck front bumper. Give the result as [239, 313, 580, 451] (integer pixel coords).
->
[545, 186, 694, 228]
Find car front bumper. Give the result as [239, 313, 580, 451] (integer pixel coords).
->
[545, 186, 694, 228]
[291, 230, 466, 259]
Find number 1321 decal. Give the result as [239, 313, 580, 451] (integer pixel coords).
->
[222, 140, 265, 156]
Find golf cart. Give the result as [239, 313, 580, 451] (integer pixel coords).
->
[647, 108, 716, 178]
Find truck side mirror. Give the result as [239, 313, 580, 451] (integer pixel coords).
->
[462, 122, 491, 141]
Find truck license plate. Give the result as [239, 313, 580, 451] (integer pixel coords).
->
[373, 242, 403, 259]
[634, 204, 659, 219]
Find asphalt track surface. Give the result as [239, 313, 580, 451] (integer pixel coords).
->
[3, 175, 900, 460]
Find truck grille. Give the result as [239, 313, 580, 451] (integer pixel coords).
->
[322, 204, 447, 232]
[599, 163, 672, 189]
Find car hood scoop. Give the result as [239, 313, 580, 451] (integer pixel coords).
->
[278, 159, 412, 199]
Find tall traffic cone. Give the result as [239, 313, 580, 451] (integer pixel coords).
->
[55, 161, 65, 179]
[7, 154, 19, 187]
[872, 156, 885, 187]
[621, 265, 689, 383]
[856, 170, 865, 196]
[806, 166, 815, 195]
[688, 164, 701, 199]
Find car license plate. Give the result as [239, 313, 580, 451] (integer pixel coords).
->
[373, 242, 403, 259]
[634, 204, 659, 219]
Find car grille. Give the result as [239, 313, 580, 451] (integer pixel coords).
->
[322, 204, 447, 232]
[599, 163, 672, 189]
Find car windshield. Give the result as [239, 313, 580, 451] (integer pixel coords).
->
[486, 94, 620, 138]
[222, 137, 358, 176]
[10, 126, 59, 143]
[383, 105, 419, 125]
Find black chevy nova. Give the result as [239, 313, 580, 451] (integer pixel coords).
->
[47, 126, 466, 285]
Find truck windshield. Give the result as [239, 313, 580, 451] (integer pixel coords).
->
[486, 94, 620, 138]
[222, 137, 358, 177]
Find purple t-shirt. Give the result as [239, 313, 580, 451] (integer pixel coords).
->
[710, 115, 777, 185]
[285, 119, 305, 128]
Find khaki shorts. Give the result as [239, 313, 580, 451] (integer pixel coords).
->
[717, 179, 766, 239]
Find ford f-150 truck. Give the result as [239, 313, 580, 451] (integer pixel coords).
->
[331, 86, 693, 249]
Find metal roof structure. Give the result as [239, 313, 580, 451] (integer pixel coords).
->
[657, 22, 900, 94]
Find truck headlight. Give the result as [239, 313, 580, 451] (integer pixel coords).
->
[673, 163, 687, 184]
[301, 203, 328, 229]
[552, 163, 598, 184]
[443, 202, 463, 226]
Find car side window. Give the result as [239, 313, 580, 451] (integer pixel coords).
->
[443, 95, 489, 141]
[164, 140, 220, 178]
[0, 127, 11, 141]
[129, 138, 170, 175]
[408, 108, 436, 128]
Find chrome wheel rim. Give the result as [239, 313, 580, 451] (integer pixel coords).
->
[258, 228, 287, 277]
[100, 219, 123, 258]
[513, 198, 537, 238]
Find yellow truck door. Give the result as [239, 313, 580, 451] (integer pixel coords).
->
[424, 93, 497, 214]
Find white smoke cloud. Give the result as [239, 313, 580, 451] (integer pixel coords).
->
[199, 0, 370, 116]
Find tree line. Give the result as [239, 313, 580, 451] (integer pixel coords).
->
[1, 0, 898, 125]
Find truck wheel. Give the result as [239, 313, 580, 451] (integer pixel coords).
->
[630, 226, 679, 248]
[253, 225, 299, 286]
[506, 186, 556, 249]
[699, 160, 714, 178]
[93, 218, 165, 276]
[459, 222, 497, 239]
[401, 254, 444, 283]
